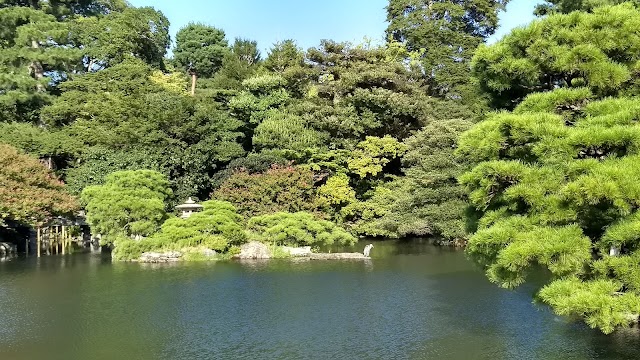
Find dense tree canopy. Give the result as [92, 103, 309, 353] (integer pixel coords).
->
[42, 59, 244, 200]
[386, 0, 509, 99]
[214, 166, 318, 218]
[0, 2, 169, 123]
[473, 4, 640, 108]
[81, 170, 172, 242]
[0, 144, 78, 226]
[458, 87, 640, 333]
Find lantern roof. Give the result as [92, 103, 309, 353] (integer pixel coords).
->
[175, 197, 204, 210]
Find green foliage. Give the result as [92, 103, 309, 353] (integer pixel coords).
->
[210, 152, 289, 188]
[78, 6, 170, 68]
[303, 41, 433, 140]
[81, 170, 172, 241]
[232, 38, 261, 66]
[0, 6, 77, 122]
[152, 200, 246, 248]
[202, 37, 262, 92]
[538, 278, 640, 334]
[264, 40, 314, 97]
[459, 88, 640, 332]
[473, 4, 640, 108]
[264, 40, 304, 73]
[64, 146, 165, 196]
[386, 0, 509, 101]
[42, 59, 245, 199]
[110, 235, 155, 261]
[247, 211, 356, 246]
[357, 119, 474, 239]
[0, 143, 78, 226]
[253, 112, 327, 153]
[0, 0, 127, 18]
[112, 199, 248, 259]
[229, 74, 291, 127]
[317, 173, 357, 209]
[269, 245, 293, 259]
[535, 0, 639, 15]
[340, 185, 398, 237]
[173, 23, 228, 78]
[0, 122, 81, 160]
[214, 166, 318, 218]
[0, 2, 168, 123]
[347, 136, 407, 178]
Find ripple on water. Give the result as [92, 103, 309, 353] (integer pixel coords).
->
[0, 244, 638, 360]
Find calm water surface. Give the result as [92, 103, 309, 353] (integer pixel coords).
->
[0, 241, 639, 360]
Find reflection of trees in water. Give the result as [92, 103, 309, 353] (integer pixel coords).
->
[322, 238, 462, 258]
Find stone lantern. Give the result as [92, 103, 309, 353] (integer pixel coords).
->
[175, 197, 203, 219]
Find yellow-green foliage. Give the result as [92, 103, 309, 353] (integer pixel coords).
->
[149, 70, 188, 94]
[459, 88, 640, 333]
[347, 136, 407, 178]
[317, 173, 356, 208]
[269, 245, 293, 259]
[247, 211, 356, 247]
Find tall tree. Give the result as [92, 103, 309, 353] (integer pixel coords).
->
[78, 6, 170, 69]
[458, 88, 640, 333]
[264, 39, 304, 73]
[0, 6, 80, 122]
[386, 0, 509, 99]
[232, 38, 260, 66]
[302, 40, 434, 143]
[358, 119, 473, 240]
[173, 23, 229, 95]
[263, 40, 312, 98]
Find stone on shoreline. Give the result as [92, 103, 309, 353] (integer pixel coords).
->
[201, 249, 217, 258]
[281, 246, 312, 257]
[139, 251, 182, 263]
[235, 241, 271, 259]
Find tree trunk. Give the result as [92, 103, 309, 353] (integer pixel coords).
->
[30, 40, 46, 92]
[191, 73, 197, 96]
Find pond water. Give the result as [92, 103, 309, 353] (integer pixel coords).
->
[0, 241, 638, 359]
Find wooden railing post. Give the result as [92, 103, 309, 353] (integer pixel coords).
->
[37, 227, 41, 257]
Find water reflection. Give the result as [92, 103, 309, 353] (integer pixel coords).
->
[0, 241, 638, 359]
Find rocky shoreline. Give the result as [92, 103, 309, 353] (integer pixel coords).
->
[136, 241, 371, 263]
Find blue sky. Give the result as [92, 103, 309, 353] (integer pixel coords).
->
[128, 0, 543, 54]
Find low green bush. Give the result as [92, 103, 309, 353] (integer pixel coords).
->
[248, 211, 356, 247]
[111, 200, 247, 261]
